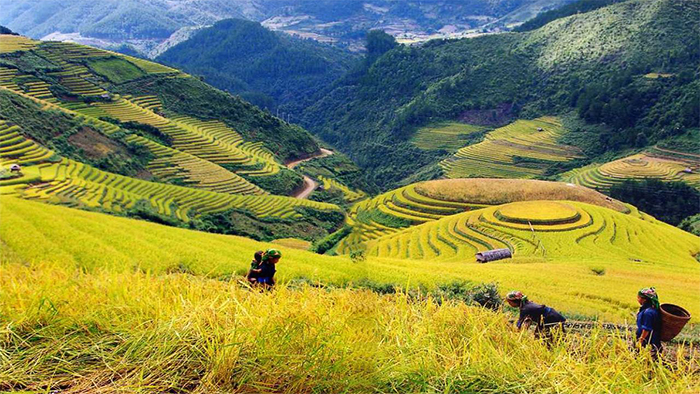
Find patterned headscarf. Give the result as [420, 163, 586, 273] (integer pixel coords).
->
[262, 249, 282, 262]
[638, 287, 659, 309]
[506, 290, 528, 304]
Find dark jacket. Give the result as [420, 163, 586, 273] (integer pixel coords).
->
[517, 301, 566, 330]
[259, 261, 276, 279]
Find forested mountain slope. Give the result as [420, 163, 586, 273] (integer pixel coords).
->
[302, 0, 699, 189]
[0, 34, 345, 241]
[158, 19, 358, 113]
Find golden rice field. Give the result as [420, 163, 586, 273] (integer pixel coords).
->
[336, 182, 482, 254]
[561, 151, 700, 191]
[440, 117, 584, 179]
[411, 122, 487, 151]
[0, 121, 338, 221]
[0, 35, 287, 197]
[2, 195, 699, 323]
[337, 178, 627, 254]
[1, 196, 699, 393]
[318, 175, 366, 202]
[0, 34, 37, 54]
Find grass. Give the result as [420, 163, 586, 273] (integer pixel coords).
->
[3, 195, 697, 324]
[86, 57, 146, 84]
[411, 122, 487, 151]
[440, 117, 584, 179]
[415, 178, 627, 211]
[272, 238, 313, 250]
[561, 152, 700, 192]
[1, 196, 700, 392]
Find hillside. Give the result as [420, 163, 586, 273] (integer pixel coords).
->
[302, 0, 699, 189]
[336, 178, 629, 253]
[3, 194, 698, 322]
[0, 34, 347, 241]
[3, 197, 699, 392]
[158, 19, 358, 114]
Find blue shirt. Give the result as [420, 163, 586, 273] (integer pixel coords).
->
[636, 304, 661, 348]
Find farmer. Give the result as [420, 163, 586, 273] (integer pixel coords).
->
[506, 291, 566, 341]
[635, 287, 662, 358]
[246, 250, 264, 284]
[255, 249, 282, 288]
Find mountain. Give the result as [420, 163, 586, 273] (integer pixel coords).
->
[301, 0, 700, 189]
[158, 19, 358, 113]
[0, 0, 572, 56]
[0, 34, 345, 241]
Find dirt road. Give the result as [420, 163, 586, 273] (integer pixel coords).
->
[287, 148, 333, 199]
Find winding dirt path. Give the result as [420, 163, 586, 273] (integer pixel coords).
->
[287, 148, 333, 199]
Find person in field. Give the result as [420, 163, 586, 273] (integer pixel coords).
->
[635, 287, 662, 358]
[254, 249, 282, 287]
[246, 250, 264, 284]
[506, 291, 566, 341]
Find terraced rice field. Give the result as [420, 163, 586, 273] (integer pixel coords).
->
[337, 183, 484, 254]
[337, 179, 630, 254]
[411, 122, 486, 151]
[0, 36, 289, 199]
[2, 157, 338, 221]
[0, 121, 55, 166]
[57, 75, 107, 96]
[124, 135, 265, 195]
[91, 99, 281, 176]
[561, 152, 700, 191]
[0, 34, 37, 53]
[2, 194, 699, 324]
[441, 117, 583, 179]
[0, 121, 338, 221]
[364, 199, 700, 297]
[318, 175, 366, 202]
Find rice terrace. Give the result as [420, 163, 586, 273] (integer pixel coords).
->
[0, 0, 699, 392]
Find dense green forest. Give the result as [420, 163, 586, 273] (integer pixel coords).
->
[301, 0, 699, 190]
[609, 179, 700, 226]
[158, 19, 358, 114]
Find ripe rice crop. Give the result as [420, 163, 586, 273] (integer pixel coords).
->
[338, 179, 627, 254]
[1, 261, 698, 393]
[124, 134, 265, 195]
[440, 117, 584, 179]
[1, 196, 699, 393]
[561, 152, 700, 191]
[411, 122, 486, 151]
[2, 195, 698, 324]
[0, 34, 37, 54]
[318, 175, 366, 202]
[0, 125, 338, 222]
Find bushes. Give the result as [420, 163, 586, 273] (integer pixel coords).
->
[241, 168, 303, 196]
[312, 225, 352, 254]
[433, 281, 502, 310]
[192, 206, 344, 243]
[609, 179, 700, 226]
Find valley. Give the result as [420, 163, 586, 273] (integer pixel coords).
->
[0, 0, 699, 391]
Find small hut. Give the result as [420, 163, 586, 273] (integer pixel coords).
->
[536, 127, 544, 131]
[683, 167, 693, 174]
[9, 164, 21, 172]
[475, 248, 512, 263]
